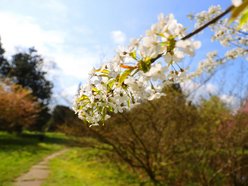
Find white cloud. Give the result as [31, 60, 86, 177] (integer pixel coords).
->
[181, 80, 240, 110]
[111, 30, 126, 45]
[181, 80, 218, 99]
[0, 11, 64, 55]
[205, 83, 218, 95]
[0, 11, 99, 106]
[181, 80, 219, 105]
[220, 95, 239, 110]
[50, 48, 99, 80]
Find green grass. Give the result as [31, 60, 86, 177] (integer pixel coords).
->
[0, 132, 144, 186]
[0, 132, 69, 186]
[43, 147, 141, 186]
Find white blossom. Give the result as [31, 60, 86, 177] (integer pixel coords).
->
[232, 0, 242, 7]
[73, 13, 202, 125]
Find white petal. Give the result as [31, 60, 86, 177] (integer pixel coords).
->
[232, 0, 242, 7]
[193, 41, 201, 49]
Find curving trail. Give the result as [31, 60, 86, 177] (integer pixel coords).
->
[14, 149, 68, 186]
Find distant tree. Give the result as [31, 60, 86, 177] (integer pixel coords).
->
[0, 41, 53, 131]
[47, 105, 93, 137]
[0, 47, 53, 105]
[49, 105, 74, 131]
[0, 38, 10, 76]
[0, 80, 40, 133]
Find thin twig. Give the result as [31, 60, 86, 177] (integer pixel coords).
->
[181, 5, 234, 40]
[150, 5, 234, 64]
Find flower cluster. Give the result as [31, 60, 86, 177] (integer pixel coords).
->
[190, 4, 247, 47]
[73, 3, 248, 126]
[189, 5, 248, 78]
[73, 14, 201, 126]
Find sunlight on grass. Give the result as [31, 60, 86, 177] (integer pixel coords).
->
[43, 147, 141, 186]
[0, 132, 67, 186]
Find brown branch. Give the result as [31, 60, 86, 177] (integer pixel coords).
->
[181, 5, 234, 40]
[120, 113, 149, 153]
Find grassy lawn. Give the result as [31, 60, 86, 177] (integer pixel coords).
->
[43, 147, 141, 186]
[0, 132, 144, 186]
[0, 132, 69, 186]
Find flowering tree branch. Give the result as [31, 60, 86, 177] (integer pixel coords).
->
[151, 5, 234, 65]
[182, 5, 234, 40]
[73, 3, 247, 126]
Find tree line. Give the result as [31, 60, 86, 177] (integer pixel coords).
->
[0, 38, 53, 133]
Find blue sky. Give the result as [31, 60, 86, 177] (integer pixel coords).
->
[0, 0, 244, 107]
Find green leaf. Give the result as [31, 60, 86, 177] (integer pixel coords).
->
[102, 69, 110, 74]
[138, 58, 151, 73]
[156, 33, 165, 37]
[127, 99, 130, 107]
[129, 51, 137, 59]
[239, 8, 248, 27]
[167, 36, 176, 52]
[92, 87, 100, 93]
[107, 79, 116, 91]
[108, 106, 114, 112]
[119, 69, 133, 85]
[160, 41, 167, 47]
[95, 68, 110, 76]
[78, 95, 90, 102]
[101, 107, 107, 122]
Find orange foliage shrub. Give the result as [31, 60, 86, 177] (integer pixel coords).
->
[0, 80, 40, 132]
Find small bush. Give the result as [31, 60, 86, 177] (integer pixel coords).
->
[0, 79, 40, 133]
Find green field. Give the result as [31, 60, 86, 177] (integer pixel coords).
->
[44, 147, 140, 186]
[0, 132, 142, 186]
[0, 132, 69, 186]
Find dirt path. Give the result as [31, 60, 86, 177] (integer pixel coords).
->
[14, 149, 68, 186]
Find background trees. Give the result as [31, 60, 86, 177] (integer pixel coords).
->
[3, 48, 53, 106]
[0, 39, 53, 132]
[47, 105, 94, 138]
[81, 85, 248, 185]
[0, 39, 10, 76]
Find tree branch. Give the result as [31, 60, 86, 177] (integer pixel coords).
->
[181, 5, 234, 40]
[150, 5, 234, 64]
